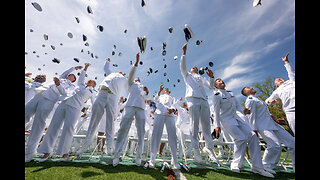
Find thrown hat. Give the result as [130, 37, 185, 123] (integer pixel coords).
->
[75, 17, 80, 23]
[97, 25, 104, 32]
[168, 27, 173, 33]
[67, 32, 73, 38]
[162, 50, 166, 56]
[82, 34, 87, 41]
[73, 58, 80, 63]
[196, 40, 203, 46]
[52, 58, 60, 64]
[137, 36, 147, 53]
[43, 34, 48, 40]
[183, 24, 194, 42]
[174, 56, 178, 60]
[209, 61, 214, 67]
[141, 0, 146, 7]
[87, 6, 93, 14]
[252, 0, 262, 7]
[31, 2, 42, 12]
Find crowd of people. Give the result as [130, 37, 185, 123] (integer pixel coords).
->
[25, 43, 295, 178]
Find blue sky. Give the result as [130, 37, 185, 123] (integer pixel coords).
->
[25, 0, 295, 106]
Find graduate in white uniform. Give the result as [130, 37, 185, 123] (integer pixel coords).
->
[179, 43, 218, 163]
[25, 66, 81, 162]
[149, 84, 180, 169]
[242, 87, 295, 171]
[113, 53, 150, 167]
[212, 78, 274, 178]
[265, 53, 295, 135]
[25, 74, 47, 105]
[76, 58, 129, 156]
[38, 63, 96, 161]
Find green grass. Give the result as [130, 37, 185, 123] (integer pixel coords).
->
[25, 150, 294, 179]
[25, 161, 168, 180]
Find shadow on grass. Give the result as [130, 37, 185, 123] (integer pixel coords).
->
[25, 161, 167, 179]
[184, 167, 295, 180]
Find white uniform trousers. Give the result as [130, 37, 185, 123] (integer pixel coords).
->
[150, 114, 178, 163]
[222, 119, 264, 170]
[25, 94, 43, 127]
[259, 129, 295, 169]
[285, 111, 295, 135]
[186, 97, 214, 149]
[25, 95, 56, 155]
[38, 102, 81, 155]
[114, 106, 146, 159]
[78, 92, 118, 154]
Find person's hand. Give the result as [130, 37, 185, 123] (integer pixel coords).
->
[182, 43, 187, 55]
[282, 52, 289, 63]
[167, 108, 174, 114]
[119, 96, 124, 103]
[106, 58, 111, 62]
[179, 97, 183, 101]
[159, 83, 164, 92]
[268, 99, 278, 104]
[84, 63, 91, 71]
[244, 108, 251, 115]
[135, 53, 140, 66]
[206, 68, 214, 78]
[25, 72, 32, 77]
[75, 66, 83, 70]
[143, 86, 149, 95]
[53, 77, 60, 86]
[215, 127, 221, 134]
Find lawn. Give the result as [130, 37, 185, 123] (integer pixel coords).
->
[25, 151, 295, 180]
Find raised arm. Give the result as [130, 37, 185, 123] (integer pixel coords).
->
[78, 63, 90, 87]
[60, 66, 82, 79]
[180, 43, 188, 79]
[282, 53, 295, 82]
[128, 53, 139, 87]
[104, 58, 112, 76]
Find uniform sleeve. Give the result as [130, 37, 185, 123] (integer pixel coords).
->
[60, 67, 76, 79]
[212, 94, 222, 128]
[245, 98, 257, 130]
[127, 65, 137, 87]
[265, 89, 279, 105]
[284, 63, 295, 82]
[202, 76, 214, 90]
[77, 70, 86, 87]
[104, 60, 112, 76]
[180, 55, 188, 81]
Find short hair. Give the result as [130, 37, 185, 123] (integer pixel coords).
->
[214, 78, 222, 87]
[241, 87, 249, 96]
[68, 74, 77, 82]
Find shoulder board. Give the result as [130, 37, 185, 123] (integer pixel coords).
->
[249, 97, 253, 99]
[214, 92, 220, 95]
[227, 90, 232, 92]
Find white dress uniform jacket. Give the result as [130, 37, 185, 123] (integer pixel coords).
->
[125, 66, 150, 109]
[212, 89, 265, 171]
[76, 61, 128, 155]
[179, 54, 215, 151]
[245, 95, 283, 131]
[212, 89, 244, 129]
[265, 63, 295, 113]
[180, 55, 214, 100]
[150, 94, 179, 165]
[38, 69, 95, 155]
